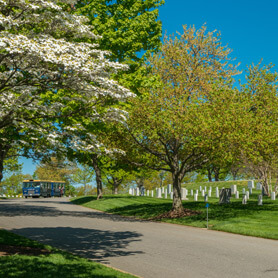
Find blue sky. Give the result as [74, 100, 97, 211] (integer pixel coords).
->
[19, 0, 278, 175]
[159, 0, 278, 72]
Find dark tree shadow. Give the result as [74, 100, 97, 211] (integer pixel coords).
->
[11, 227, 143, 263]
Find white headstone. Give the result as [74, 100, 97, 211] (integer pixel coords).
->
[136, 188, 140, 196]
[209, 186, 212, 192]
[151, 190, 154, 197]
[246, 191, 249, 199]
[248, 180, 254, 189]
[256, 182, 262, 190]
[132, 188, 135, 195]
[129, 188, 132, 195]
[215, 187, 219, 198]
[231, 184, 237, 194]
[181, 188, 187, 200]
[147, 190, 150, 197]
[242, 188, 246, 194]
[242, 195, 247, 204]
[194, 194, 198, 201]
[162, 187, 165, 194]
[156, 188, 162, 198]
[208, 190, 211, 197]
[191, 189, 193, 196]
[271, 192, 276, 200]
[196, 189, 199, 196]
[16, 195, 18, 198]
[204, 186, 207, 192]
[185, 188, 188, 196]
[199, 186, 202, 191]
[164, 189, 168, 199]
[235, 191, 239, 199]
[170, 192, 173, 199]
[201, 190, 205, 197]
[258, 195, 263, 205]
[167, 184, 172, 193]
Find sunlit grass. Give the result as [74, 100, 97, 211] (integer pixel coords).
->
[71, 190, 278, 240]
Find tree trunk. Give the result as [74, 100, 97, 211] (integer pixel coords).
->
[172, 170, 183, 213]
[0, 159, 3, 183]
[214, 167, 220, 181]
[208, 168, 212, 182]
[91, 155, 103, 199]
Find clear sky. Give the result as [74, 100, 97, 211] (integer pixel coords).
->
[19, 0, 278, 175]
[159, 0, 278, 72]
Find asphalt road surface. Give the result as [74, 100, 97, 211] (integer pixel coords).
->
[0, 198, 277, 278]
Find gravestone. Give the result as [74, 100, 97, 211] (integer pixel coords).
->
[271, 192, 276, 200]
[167, 184, 172, 193]
[132, 188, 135, 195]
[196, 189, 199, 196]
[209, 186, 212, 192]
[190, 189, 193, 196]
[170, 192, 173, 199]
[156, 188, 162, 198]
[164, 189, 168, 199]
[151, 190, 154, 197]
[256, 182, 262, 190]
[181, 188, 187, 200]
[129, 188, 132, 195]
[231, 184, 237, 194]
[136, 188, 140, 196]
[246, 191, 249, 199]
[219, 188, 231, 204]
[235, 191, 239, 199]
[208, 190, 211, 197]
[204, 194, 208, 202]
[242, 188, 246, 194]
[201, 190, 205, 197]
[215, 187, 219, 198]
[199, 186, 202, 191]
[16, 195, 18, 198]
[242, 194, 247, 205]
[185, 188, 188, 196]
[194, 194, 198, 201]
[258, 195, 263, 205]
[248, 180, 254, 189]
[162, 187, 165, 194]
[204, 186, 207, 192]
[147, 190, 150, 197]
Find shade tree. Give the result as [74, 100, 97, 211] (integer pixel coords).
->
[118, 25, 239, 213]
[0, 0, 132, 181]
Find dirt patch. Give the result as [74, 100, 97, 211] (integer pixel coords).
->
[149, 208, 201, 220]
[0, 244, 51, 256]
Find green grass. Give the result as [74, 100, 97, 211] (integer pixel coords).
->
[0, 230, 136, 278]
[71, 188, 278, 240]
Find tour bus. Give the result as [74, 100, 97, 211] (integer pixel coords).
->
[22, 180, 65, 198]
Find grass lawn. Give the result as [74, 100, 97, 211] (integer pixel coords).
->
[71, 182, 278, 240]
[0, 229, 136, 278]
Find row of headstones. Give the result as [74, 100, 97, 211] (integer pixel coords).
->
[0, 194, 21, 198]
[129, 180, 277, 203]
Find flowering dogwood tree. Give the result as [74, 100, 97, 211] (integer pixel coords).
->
[0, 0, 133, 181]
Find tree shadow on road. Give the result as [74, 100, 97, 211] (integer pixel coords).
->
[0, 202, 148, 223]
[10, 227, 143, 263]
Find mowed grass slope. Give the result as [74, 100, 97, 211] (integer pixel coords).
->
[71, 181, 278, 240]
[0, 230, 136, 278]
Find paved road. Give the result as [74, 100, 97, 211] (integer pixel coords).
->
[0, 198, 277, 278]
